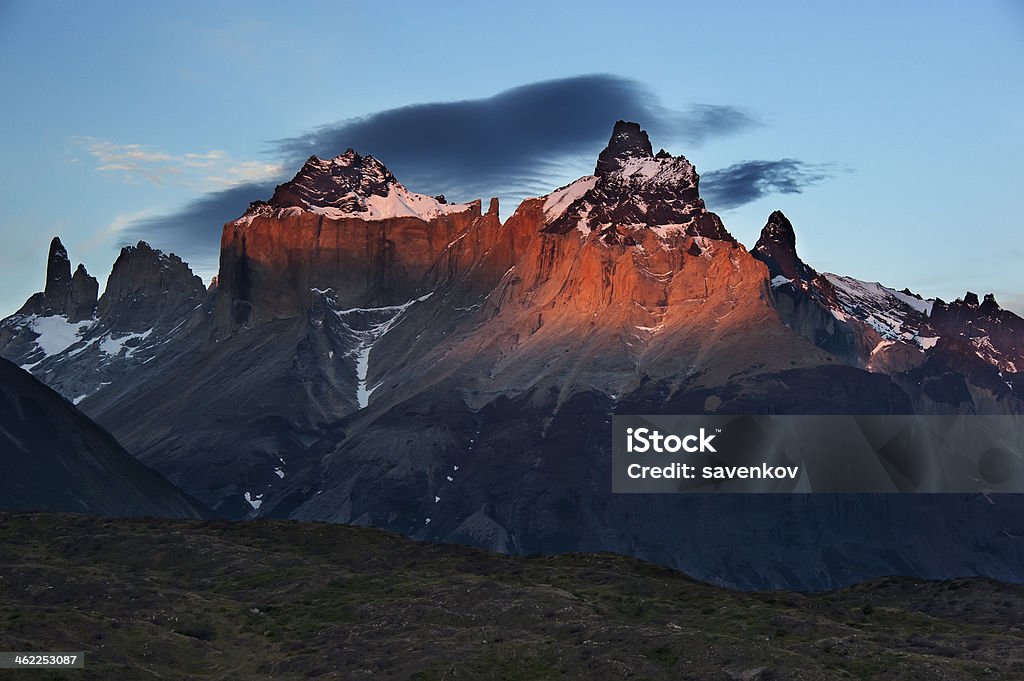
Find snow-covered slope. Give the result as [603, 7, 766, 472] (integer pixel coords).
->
[824, 273, 938, 350]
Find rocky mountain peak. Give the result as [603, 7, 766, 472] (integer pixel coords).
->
[48, 235, 68, 259]
[44, 236, 72, 307]
[929, 291, 1022, 376]
[98, 241, 205, 319]
[14, 237, 96, 321]
[234, 149, 473, 226]
[757, 211, 797, 250]
[595, 120, 654, 175]
[543, 121, 730, 242]
[945, 292, 1011, 321]
[268, 151, 397, 212]
[752, 210, 815, 283]
[752, 212, 839, 311]
[69, 263, 98, 322]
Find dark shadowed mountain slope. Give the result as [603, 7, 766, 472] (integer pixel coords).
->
[0, 357, 208, 518]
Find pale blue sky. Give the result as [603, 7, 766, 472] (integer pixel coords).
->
[1, 1, 1021, 314]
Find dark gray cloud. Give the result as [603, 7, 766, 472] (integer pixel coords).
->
[672, 104, 764, 146]
[272, 74, 758, 202]
[123, 74, 775, 265]
[701, 159, 834, 211]
[123, 181, 274, 276]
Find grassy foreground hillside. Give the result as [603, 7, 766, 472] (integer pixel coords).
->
[1, 514, 1022, 680]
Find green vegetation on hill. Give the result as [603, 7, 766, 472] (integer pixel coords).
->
[1, 514, 1022, 680]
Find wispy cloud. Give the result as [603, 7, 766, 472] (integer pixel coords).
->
[78, 207, 161, 255]
[73, 137, 282, 189]
[702, 159, 836, 211]
[122, 181, 274, 277]
[664, 103, 764, 146]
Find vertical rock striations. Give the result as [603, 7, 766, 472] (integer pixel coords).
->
[216, 151, 482, 328]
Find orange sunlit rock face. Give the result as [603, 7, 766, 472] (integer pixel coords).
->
[213, 120, 830, 401]
[216, 200, 481, 327]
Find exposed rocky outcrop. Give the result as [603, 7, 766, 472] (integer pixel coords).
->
[70, 263, 99, 321]
[98, 241, 205, 322]
[16, 237, 98, 322]
[0, 240, 209, 405]
[752, 211, 859, 359]
[752, 210, 834, 302]
[41, 236, 74, 314]
[913, 292, 1023, 406]
[216, 151, 482, 327]
[544, 120, 733, 243]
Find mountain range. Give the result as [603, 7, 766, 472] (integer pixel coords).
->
[2, 121, 1021, 589]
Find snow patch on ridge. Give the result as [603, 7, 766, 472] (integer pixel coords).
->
[541, 152, 702, 239]
[17, 314, 96, 362]
[308, 184, 473, 222]
[649, 222, 695, 239]
[887, 288, 934, 316]
[972, 336, 1018, 372]
[824, 273, 939, 350]
[99, 329, 154, 358]
[543, 176, 597, 223]
[323, 291, 434, 408]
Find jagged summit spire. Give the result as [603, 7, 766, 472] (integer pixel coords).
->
[270, 150, 399, 211]
[48, 236, 68, 260]
[751, 211, 837, 305]
[97, 240, 204, 320]
[542, 120, 732, 242]
[595, 120, 655, 175]
[958, 291, 1003, 310]
[755, 211, 798, 253]
[45, 236, 98, 321]
[753, 210, 813, 282]
[44, 236, 72, 306]
[14, 236, 98, 321]
[981, 293, 1000, 311]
